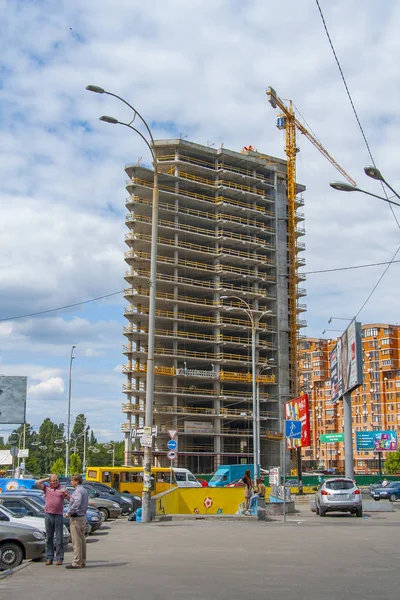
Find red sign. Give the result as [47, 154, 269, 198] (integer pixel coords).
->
[284, 394, 310, 449]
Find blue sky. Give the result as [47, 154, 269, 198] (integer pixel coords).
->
[1, 0, 400, 440]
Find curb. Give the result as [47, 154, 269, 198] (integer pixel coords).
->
[0, 561, 31, 580]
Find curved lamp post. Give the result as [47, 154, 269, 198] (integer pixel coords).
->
[330, 164, 400, 208]
[86, 85, 158, 523]
[220, 295, 272, 479]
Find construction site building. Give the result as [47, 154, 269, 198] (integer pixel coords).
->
[122, 139, 306, 473]
[300, 324, 400, 474]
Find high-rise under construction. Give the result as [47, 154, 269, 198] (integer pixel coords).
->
[121, 139, 306, 473]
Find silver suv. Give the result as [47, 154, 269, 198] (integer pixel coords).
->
[316, 478, 362, 517]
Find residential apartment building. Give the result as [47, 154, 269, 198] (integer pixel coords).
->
[299, 324, 400, 474]
[121, 138, 306, 473]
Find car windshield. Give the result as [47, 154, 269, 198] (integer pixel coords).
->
[325, 480, 354, 490]
[387, 482, 400, 488]
[209, 471, 229, 482]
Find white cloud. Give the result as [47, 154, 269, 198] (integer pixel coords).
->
[28, 377, 65, 396]
[2, 0, 400, 437]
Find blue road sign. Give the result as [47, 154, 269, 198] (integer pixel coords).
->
[285, 420, 302, 439]
[167, 439, 178, 451]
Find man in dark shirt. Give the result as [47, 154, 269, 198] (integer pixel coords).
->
[36, 474, 69, 565]
[65, 473, 89, 569]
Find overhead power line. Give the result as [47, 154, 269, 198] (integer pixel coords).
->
[315, 0, 400, 320]
[0, 290, 124, 323]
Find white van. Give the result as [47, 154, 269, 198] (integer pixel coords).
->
[173, 468, 202, 488]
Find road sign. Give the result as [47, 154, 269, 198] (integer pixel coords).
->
[140, 435, 153, 448]
[131, 426, 158, 438]
[18, 449, 29, 458]
[168, 429, 177, 439]
[9, 446, 19, 457]
[20, 462, 25, 470]
[285, 420, 301, 439]
[167, 450, 177, 460]
[167, 439, 177, 451]
[320, 433, 344, 444]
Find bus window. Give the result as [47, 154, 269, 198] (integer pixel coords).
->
[87, 470, 98, 479]
[120, 471, 143, 483]
[102, 471, 112, 484]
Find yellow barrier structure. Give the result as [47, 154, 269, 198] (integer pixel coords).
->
[154, 486, 314, 516]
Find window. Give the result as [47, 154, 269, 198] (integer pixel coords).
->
[87, 470, 98, 479]
[1, 500, 29, 515]
[325, 480, 354, 490]
[381, 338, 391, 346]
[384, 328, 393, 335]
[120, 471, 143, 483]
[175, 472, 186, 482]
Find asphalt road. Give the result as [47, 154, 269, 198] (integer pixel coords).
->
[2, 507, 400, 600]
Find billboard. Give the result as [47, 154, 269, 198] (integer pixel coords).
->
[284, 394, 310, 449]
[330, 319, 363, 401]
[0, 376, 27, 425]
[356, 430, 397, 452]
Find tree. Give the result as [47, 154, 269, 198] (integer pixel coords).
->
[69, 453, 82, 474]
[384, 450, 400, 474]
[51, 458, 65, 475]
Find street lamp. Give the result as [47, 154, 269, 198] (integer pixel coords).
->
[87, 85, 158, 523]
[221, 295, 272, 480]
[65, 345, 76, 477]
[330, 172, 400, 208]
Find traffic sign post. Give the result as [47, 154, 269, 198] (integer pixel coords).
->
[167, 450, 177, 461]
[285, 420, 302, 439]
[167, 439, 178, 451]
[168, 429, 177, 439]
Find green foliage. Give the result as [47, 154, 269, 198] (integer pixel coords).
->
[51, 458, 65, 475]
[384, 450, 400, 474]
[69, 453, 82, 474]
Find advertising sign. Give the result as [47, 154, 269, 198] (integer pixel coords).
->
[0, 376, 27, 425]
[356, 430, 397, 452]
[284, 394, 310, 449]
[320, 433, 344, 443]
[330, 319, 363, 401]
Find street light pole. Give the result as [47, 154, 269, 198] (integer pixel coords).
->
[221, 296, 272, 480]
[86, 85, 158, 523]
[65, 345, 76, 477]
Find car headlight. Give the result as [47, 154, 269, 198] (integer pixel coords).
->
[112, 503, 120, 508]
[33, 530, 45, 540]
[90, 516, 100, 522]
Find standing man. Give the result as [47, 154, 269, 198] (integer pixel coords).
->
[36, 474, 69, 565]
[65, 473, 89, 569]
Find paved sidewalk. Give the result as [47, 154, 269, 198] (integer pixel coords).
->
[2, 512, 400, 600]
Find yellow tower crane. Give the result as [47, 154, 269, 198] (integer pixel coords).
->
[266, 86, 356, 399]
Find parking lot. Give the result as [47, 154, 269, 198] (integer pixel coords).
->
[2, 504, 400, 600]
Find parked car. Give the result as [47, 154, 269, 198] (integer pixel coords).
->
[2, 491, 100, 534]
[173, 468, 202, 488]
[0, 521, 45, 570]
[368, 481, 383, 492]
[197, 479, 209, 488]
[315, 478, 362, 517]
[224, 478, 245, 488]
[64, 486, 122, 521]
[370, 481, 400, 502]
[82, 481, 142, 512]
[82, 483, 134, 514]
[0, 504, 70, 545]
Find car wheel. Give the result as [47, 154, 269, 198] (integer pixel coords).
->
[315, 505, 320, 515]
[389, 494, 397, 503]
[319, 509, 326, 517]
[374, 498, 380, 501]
[0, 542, 23, 570]
[98, 507, 109, 521]
[356, 507, 363, 518]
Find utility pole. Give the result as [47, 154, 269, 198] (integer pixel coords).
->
[65, 345, 76, 477]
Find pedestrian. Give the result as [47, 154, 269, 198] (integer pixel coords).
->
[241, 469, 253, 511]
[382, 477, 388, 487]
[65, 473, 89, 569]
[248, 478, 266, 514]
[35, 474, 69, 566]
